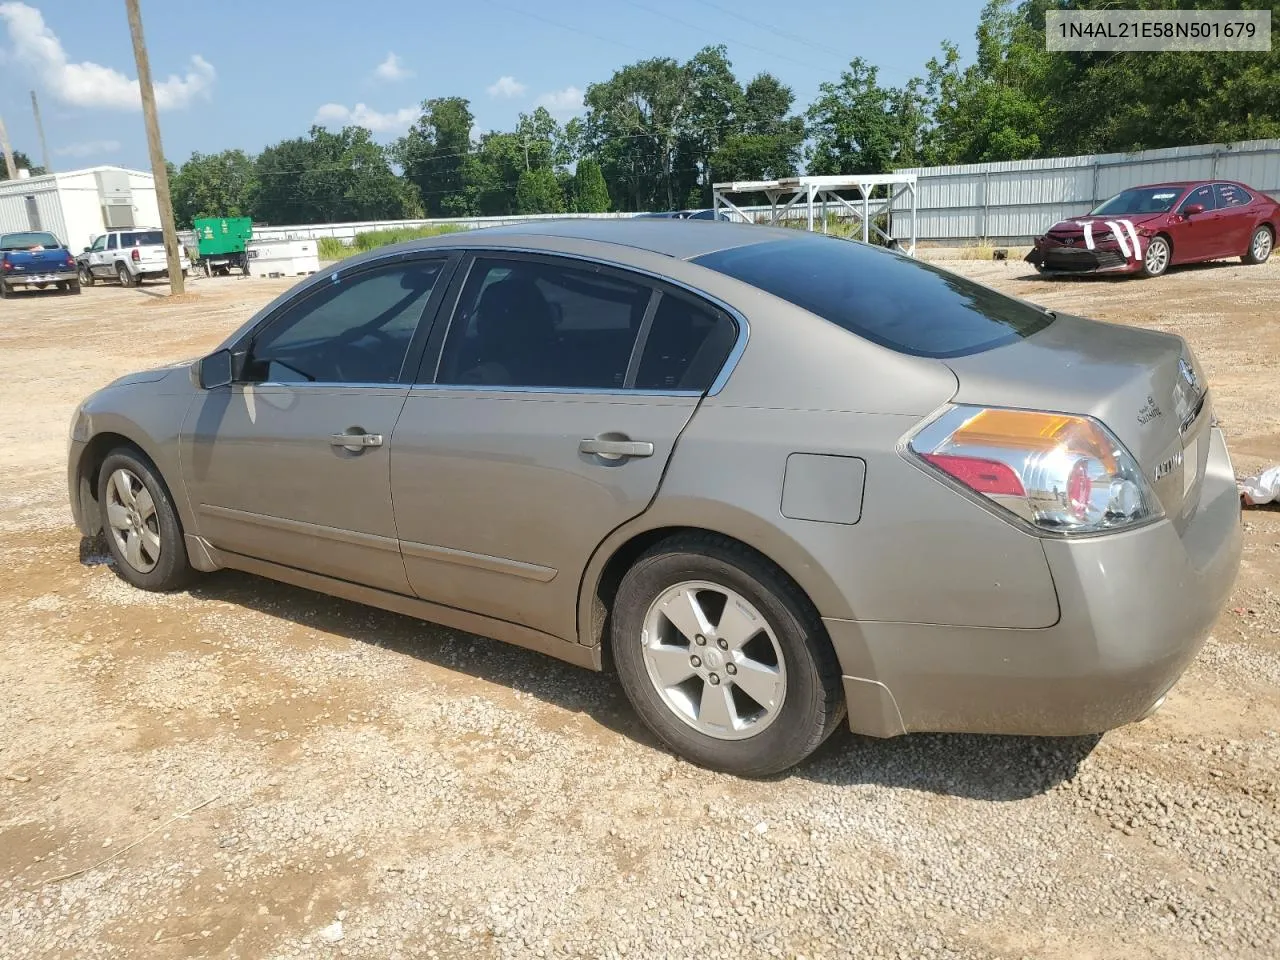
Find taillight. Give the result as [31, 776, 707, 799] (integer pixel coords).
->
[64, 255, 76, 269]
[131, 248, 140, 262]
[907, 404, 1162, 535]
[1, 258, 10, 271]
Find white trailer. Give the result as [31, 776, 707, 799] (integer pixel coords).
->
[0, 166, 160, 255]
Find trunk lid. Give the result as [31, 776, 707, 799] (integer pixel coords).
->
[944, 313, 1211, 530]
[5, 247, 73, 274]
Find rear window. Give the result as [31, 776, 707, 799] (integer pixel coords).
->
[1, 231, 61, 251]
[692, 235, 1054, 358]
[120, 231, 164, 246]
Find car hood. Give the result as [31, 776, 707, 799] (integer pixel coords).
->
[1046, 212, 1169, 233]
[102, 358, 196, 390]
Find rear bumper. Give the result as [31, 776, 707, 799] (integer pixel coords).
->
[828, 426, 1242, 738]
[4, 269, 79, 287]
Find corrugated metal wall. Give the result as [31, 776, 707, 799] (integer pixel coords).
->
[0, 177, 68, 244]
[891, 138, 1280, 241]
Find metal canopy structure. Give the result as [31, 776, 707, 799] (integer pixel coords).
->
[712, 173, 918, 255]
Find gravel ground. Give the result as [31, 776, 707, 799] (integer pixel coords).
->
[1, 258, 1279, 960]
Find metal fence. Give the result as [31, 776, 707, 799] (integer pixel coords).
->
[237, 138, 1280, 248]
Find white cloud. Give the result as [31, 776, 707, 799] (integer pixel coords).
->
[535, 85, 584, 115]
[54, 139, 121, 158]
[486, 75, 526, 99]
[373, 52, 412, 82]
[314, 102, 417, 134]
[0, 2, 214, 111]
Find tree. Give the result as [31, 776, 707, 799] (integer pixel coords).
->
[806, 58, 921, 174]
[171, 149, 256, 226]
[395, 97, 476, 217]
[252, 125, 414, 225]
[710, 73, 805, 183]
[515, 167, 565, 214]
[572, 158, 610, 212]
[1, 150, 46, 178]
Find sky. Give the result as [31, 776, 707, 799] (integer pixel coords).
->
[0, 0, 986, 173]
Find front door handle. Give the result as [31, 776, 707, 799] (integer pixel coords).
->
[330, 432, 383, 451]
[579, 438, 654, 460]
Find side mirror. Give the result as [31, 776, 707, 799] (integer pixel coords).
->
[1183, 203, 1204, 217]
[197, 349, 234, 389]
[82, 246, 90, 253]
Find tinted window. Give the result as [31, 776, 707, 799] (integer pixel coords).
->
[1215, 183, 1253, 207]
[693, 235, 1054, 359]
[91, 235, 106, 252]
[120, 231, 164, 246]
[106, 234, 117, 251]
[436, 257, 651, 389]
[1180, 185, 1216, 213]
[0, 231, 60, 250]
[635, 294, 737, 391]
[247, 260, 443, 384]
[1090, 187, 1182, 216]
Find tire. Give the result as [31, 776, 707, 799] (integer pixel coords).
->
[79, 264, 95, 287]
[97, 448, 195, 592]
[0, 281, 8, 298]
[68, 281, 82, 295]
[1139, 235, 1171, 278]
[1243, 225, 1273, 265]
[611, 532, 845, 777]
[116, 263, 134, 287]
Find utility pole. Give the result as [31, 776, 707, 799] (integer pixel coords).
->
[125, 0, 184, 295]
[30, 91, 52, 174]
[0, 114, 17, 179]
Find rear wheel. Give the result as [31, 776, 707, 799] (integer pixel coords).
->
[0, 281, 9, 298]
[97, 449, 194, 592]
[1139, 235, 1171, 278]
[116, 263, 134, 287]
[67, 281, 82, 295]
[1243, 225, 1273, 265]
[611, 533, 845, 777]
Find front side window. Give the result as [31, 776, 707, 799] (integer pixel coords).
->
[1214, 183, 1253, 207]
[246, 259, 444, 384]
[1180, 185, 1216, 213]
[694, 234, 1054, 359]
[91, 235, 107, 252]
[436, 257, 651, 389]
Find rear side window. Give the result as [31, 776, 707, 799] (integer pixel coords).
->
[692, 235, 1054, 359]
[635, 294, 737, 391]
[1215, 183, 1253, 207]
[121, 231, 164, 246]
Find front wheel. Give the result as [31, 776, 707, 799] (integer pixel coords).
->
[1139, 235, 1171, 278]
[611, 533, 845, 777]
[1243, 225, 1273, 265]
[97, 449, 194, 592]
[79, 264, 95, 286]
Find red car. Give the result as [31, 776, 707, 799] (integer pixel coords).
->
[1026, 179, 1277, 278]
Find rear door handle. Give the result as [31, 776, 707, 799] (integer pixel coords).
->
[330, 432, 383, 450]
[579, 438, 654, 460]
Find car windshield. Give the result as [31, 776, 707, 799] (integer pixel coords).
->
[693, 234, 1055, 359]
[0, 231, 61, 251]
[121, 231, 164, 246]
[1089, 187, 1184, 216]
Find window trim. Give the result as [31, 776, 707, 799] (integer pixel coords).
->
[225, 251, 461, 389]
[414, 247, 748, 397]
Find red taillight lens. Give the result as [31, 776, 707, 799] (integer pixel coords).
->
[64, 256, 76, 269]
[907, 405, 1162, 536]
[131, 248, 140, 261]
[922, 453, 1026, 497]
[1, 259, 10, 271]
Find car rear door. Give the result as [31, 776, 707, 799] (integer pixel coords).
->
[388, 252, 740, 643]
[1213, 183, 1256, 256]
[180, 254, 455, 593]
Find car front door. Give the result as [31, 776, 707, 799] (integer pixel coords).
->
[91, 234, 114, 276]
[180, 254, 455, 592]
[1169, 184, 1218, 263]
[85, 234, 107, 274]
[388, 252, 740, 642]
[1213, 183, 1256, 257]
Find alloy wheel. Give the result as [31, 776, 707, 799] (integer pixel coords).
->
[1253, 230, 1272, 262]
[640, 580, 787, 740]
[105, 468, 161, 573]
[1144, 238, 1169, 275]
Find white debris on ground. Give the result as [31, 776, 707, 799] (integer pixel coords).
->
[1239, 465, 1280, 506]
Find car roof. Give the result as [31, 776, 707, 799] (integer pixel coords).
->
[403, 217, 795, 261]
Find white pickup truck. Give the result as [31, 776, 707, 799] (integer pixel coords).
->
[77, 228, 190, 287]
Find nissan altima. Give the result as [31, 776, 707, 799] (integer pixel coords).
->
[67, 220, 1242, 776]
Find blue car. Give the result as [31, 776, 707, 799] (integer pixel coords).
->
[0, 230, 81, 297]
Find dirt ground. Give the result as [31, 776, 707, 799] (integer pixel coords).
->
[1, 257, 1278, 960]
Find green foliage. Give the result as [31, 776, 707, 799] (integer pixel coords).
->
[316, 237, 347, 260]
[171, 150, 256, 226]
[572, 159, 610, 212]
[394, 97, 477, 217]
[318, 224, 468, 261]
[515, 167, 565, 214]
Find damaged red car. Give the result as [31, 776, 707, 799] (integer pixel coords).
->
[1026, 180, 1278, 278]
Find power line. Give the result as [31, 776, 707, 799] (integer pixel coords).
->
[686, 0, 850, 62]
[478, 0, 651, 56]
[615, 0, 822, 71]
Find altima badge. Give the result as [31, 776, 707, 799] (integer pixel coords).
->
[1153, 450, 1183, 482]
